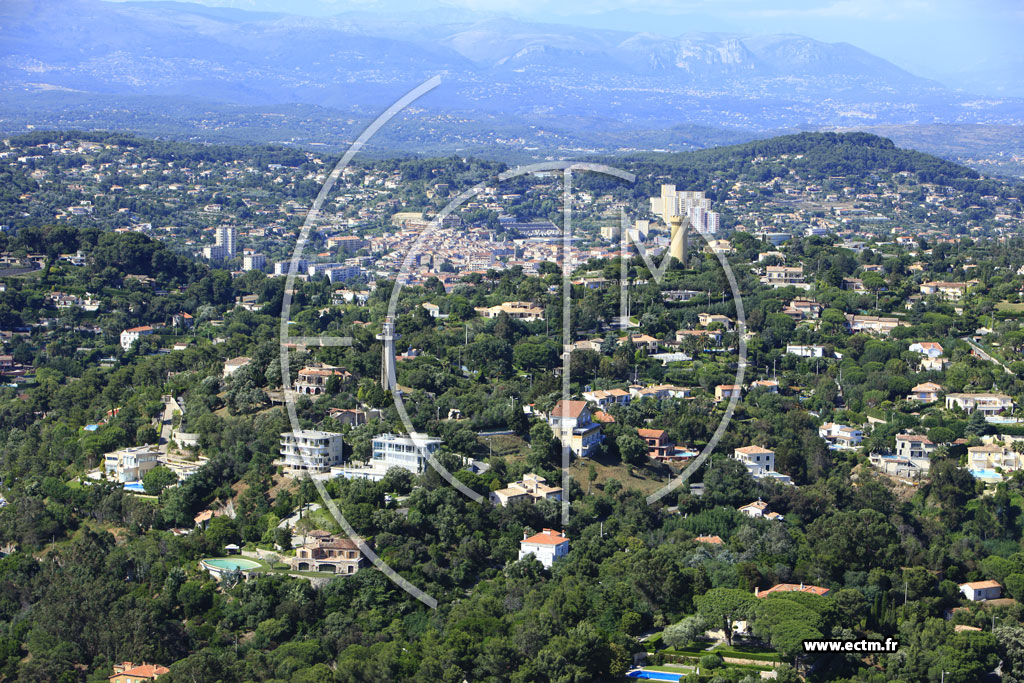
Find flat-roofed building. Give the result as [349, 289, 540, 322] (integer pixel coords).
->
[278, 430, 344, 474]
[371, 433, 442, 475]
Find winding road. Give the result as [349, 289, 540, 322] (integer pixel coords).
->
[962, 337, 1015, 376]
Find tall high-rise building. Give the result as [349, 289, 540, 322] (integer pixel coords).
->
[203, 226, 238, 261]
[650, 185, 720, 235]
[215, 226, 237, 257]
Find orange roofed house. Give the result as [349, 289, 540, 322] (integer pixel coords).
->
[110, 662, 169, 682]
[715, 384, 742, 401]
[638, 428, 673, 460]
[518, 528, 569, 568]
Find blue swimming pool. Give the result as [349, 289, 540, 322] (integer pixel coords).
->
[124, 482, 146, 492]
[203, 558, 261, 571]
[627, 671, 683, 681]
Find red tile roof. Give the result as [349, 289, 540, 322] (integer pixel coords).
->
[551, 400, 588, 419]
[522, 528, 568, 546]
[694, 535, 723, 545]
[111, 663, 169, 679]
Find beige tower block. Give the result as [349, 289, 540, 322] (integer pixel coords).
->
[669, 215, 688, 263]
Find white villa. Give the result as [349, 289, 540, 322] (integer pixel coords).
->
[104, 445, 161, 483]
[518, 529, 569, 568]
[120, 325, 154, 351]
[946, 393, 1014, 416]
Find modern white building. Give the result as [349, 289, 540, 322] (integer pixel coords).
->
[104, 445, 161, 483]
[371, 433, 442, 475]
[216, 226, 236, 256]
[895, 434, 937, 460]
[761, 266, 807, 289]
[242, 253, 266, 271]
[732, 446, 793, 484]
[518, 529, 569, 568]
[325, 265, 362, 283]
[120, 325, 154, 351]
[275, 259, 309, 276]
[786, 344, 826, 358]
[818, 423, 863, 449]
[278, 430, 345, 474]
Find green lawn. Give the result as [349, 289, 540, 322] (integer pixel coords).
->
[715, 645, 781, 662]
[996, 301, 1024, 314]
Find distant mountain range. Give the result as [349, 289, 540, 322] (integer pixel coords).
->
[2, 0, 1023, 172]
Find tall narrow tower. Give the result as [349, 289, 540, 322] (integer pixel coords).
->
[376, 316, 400, 389]
[669, 215, 688, 264]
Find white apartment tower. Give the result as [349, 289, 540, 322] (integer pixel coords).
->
[203, 226, 238, 261]
[216, 226, 237, 257]
[650, 185, 720, 235]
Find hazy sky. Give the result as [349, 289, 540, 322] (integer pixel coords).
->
[124, 0, 1023, 84]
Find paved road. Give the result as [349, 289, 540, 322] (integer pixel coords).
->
[156, 396, 185, 454]
[277, 503, 322, 530]
[962, 337, 1015, 375]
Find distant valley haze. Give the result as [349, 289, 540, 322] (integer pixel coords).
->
[1, 0, 1023, 173]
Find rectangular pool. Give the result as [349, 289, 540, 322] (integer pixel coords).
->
[627, 671, 683, 681]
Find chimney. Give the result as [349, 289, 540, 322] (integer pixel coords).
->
[523, 532, 528, 540]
